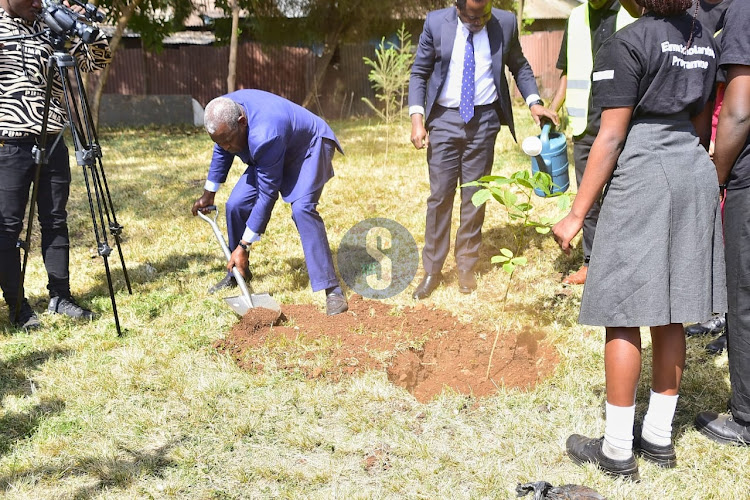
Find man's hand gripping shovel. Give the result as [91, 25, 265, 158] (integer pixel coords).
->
[197, 205, 281, 317]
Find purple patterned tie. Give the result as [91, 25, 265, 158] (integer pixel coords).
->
[459, 32, 475, 123]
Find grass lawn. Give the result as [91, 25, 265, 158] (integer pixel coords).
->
[0, 106, 745, 499]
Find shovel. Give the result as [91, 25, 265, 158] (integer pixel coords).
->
[197, 205, 281, 316]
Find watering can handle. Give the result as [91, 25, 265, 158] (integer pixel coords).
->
[540, 122, 552, 148]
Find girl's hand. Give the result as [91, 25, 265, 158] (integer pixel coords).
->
[552, 213, 584, 255]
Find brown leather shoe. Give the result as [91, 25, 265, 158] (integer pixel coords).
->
[562, 265, 587, 285]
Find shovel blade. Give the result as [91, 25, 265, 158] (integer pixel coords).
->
[224, 293, 281, 316]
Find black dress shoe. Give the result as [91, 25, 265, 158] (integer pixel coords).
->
[457, 269, 477, 294]
[706, 333, 727, 355]
[695, 411, 750, 445]
[633, 425, 676, 468]
[566, 434, 640, 481]
[326, 292, 348, 316]
[685, 315, 726, 336]
[412, 273, 442, 300]
[208, 269, 252, 294]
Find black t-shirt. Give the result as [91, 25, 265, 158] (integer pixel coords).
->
[719, 0, 750, 188]
[691, 0, 732, 34]
[592, 13, 717, 120]
[556, 0, 621, 136]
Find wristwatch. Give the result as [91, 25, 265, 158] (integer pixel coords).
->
[529, 99, 544, 108]
[238, 240, 250, 252]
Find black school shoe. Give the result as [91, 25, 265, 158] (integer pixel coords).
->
[566, 434, 640, 481]
[633, 425, 676, 468]
[695, 411, 750, 445]
[684, 315, 726, 336]
[705, 334, 727, 355]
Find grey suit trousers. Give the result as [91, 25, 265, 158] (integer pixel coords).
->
[422, 104, 501, 274]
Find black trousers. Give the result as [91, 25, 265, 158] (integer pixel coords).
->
[723, 187, 750, 422]
[0, 138, 72, 308]
[422, 104, 501, 274]
[573, 132, 601, 264]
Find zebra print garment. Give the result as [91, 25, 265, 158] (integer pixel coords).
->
[0, 7, 111, 139]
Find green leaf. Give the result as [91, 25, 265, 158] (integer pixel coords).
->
[535, 226, 551, 234]
[502, 262, 515, 274]
[491, 255, 510, 264]
[511, 256, 527, 266]
[499, 248, 513, 258]
[515, 178, 534, 189]
[472, 189, 492, 207]
[516, 202, 533, 212]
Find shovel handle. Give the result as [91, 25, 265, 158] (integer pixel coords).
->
[197, 204, 254, 305]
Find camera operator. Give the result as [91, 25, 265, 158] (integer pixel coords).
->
[0, 0, 111, 329]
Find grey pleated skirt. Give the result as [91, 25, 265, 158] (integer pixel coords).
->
[579, 116, 727, 327]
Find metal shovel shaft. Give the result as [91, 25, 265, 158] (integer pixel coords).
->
[197, 206, 280, 315]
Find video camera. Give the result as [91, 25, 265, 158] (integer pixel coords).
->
[38, 0, 104, 44]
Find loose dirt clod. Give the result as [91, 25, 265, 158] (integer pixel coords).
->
[214, 295, 558, 402]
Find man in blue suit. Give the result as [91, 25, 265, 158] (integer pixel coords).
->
[191, 90, 348, 316]
[409, 0, 558, 299]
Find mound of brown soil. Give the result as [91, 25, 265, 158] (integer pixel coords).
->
[214, 295, 558, 402]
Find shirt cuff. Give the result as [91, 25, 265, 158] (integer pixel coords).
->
[409, 105, 425, 116]
[204, 180, 221, 192]
[525, 94, 541, 106]
[241, 227, 261, 244]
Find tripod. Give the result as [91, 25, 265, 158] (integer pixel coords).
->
[14, 32, 131, 336]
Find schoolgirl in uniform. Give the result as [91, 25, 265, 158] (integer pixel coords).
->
[553, 0, 726, 480]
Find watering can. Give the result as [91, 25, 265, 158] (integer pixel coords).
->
[521, 122, 570, 197]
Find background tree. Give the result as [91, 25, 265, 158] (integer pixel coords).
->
[88, 0, 196, 124]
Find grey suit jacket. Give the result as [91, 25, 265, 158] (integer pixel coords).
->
[408, 7, 539, 141]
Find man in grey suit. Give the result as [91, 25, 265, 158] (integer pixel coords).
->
[409, 0, 558, 299]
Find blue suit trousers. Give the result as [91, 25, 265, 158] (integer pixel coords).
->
[225, 139, 339, 292]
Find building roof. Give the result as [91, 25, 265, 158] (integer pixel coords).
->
[523, 0, 582, 20]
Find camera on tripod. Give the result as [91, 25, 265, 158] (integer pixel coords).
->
[38, 0, 104, 44]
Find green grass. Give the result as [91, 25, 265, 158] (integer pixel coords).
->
[0, 108, 746, 498]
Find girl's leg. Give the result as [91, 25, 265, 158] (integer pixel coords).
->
[605, 327, 642, 405]
[642, 323, 685, 447]
[602, 327, 641, 459]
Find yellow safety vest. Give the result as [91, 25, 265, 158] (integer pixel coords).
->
[566, 5, 636, 136]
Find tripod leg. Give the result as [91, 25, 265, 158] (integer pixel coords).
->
[101, 254, 122, 336]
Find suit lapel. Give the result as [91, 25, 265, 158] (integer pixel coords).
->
[441, 8, 457, 80]
[487, 13, 503, 70]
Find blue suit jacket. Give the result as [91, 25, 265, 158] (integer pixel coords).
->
[207, 89, 342, 235]
[408, 7, 540, 140]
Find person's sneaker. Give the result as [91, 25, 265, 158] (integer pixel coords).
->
[566, 434, 640, 481]
[10, 301, 41, 331]
[633, 425, 676, 468]
[48, 296, 95, 320]
[326, 292, 348, 316]
[685, 315, 726, 337]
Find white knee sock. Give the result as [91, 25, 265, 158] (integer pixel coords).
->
[642, 390, 678, 447]
[602, 402, 636, 460]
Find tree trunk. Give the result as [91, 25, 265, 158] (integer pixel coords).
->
[227, 0, 240, 93]
[90, 0, 143, 128]
[301, 29, 342, 113]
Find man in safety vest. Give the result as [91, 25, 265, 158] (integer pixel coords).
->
[549, 0, 636, 285]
